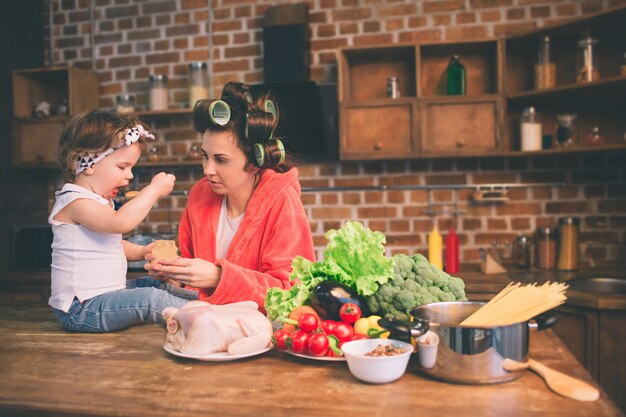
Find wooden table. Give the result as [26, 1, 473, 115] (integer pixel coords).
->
[0, 302, 622, 417]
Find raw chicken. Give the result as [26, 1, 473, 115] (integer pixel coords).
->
[162, 300, 273, 356]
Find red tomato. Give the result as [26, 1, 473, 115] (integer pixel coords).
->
[319, 320, 337, 335]
[297, 313, 319, 333]
[339, 303, 362, 323]
[272, 330, 290, 350]
[307, 333, 329, 357]
[332, 322, 354, 343]
[350, 333, 369, 341]
[283, 306, 320, 333]
[289, 330, 310, 354]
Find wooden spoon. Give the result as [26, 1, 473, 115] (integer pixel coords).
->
[502, 358, 599, 402]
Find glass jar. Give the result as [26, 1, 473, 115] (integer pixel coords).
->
[446, 55, 466, 95]
[147, 146, 160, 163]
[577, 34, 599, 83]
[189, 62, 209, 107]
[514, 235, 532, 269]
[387, 76, 399, 98]
[555, 113, 577, 148]
[621, 52, 626, 76]
[186, 144, 203, 161]
[557, 217, 580, 271]
[520, 107, 542, 151]
[585, 126, 606, 146]
[535, 36, 556, 90]
[535, 227, 557, 269]
[149, 74, 169, 111]
[115, 94, 135, 113]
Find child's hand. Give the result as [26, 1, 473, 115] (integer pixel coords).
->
[150, 172, 176, 197]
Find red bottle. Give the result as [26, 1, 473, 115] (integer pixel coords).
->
[445, 228, 459, 274]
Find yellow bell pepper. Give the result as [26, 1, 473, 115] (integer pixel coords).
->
[354, 315, 389, 338]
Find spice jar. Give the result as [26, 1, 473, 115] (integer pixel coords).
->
[555, 113, 577, 148]
[387, 76, 400, 98]
[535, 36, 556, 90]
[558, 217, 580, 271]
[149, 75, 169, 111]
[520, 107, 542, 151]
[535, 227, 557, 269]
[577, 34, 599, 83]
[585, 126, 606, 146]
[115, 94, 135, 113]
[189, 62, 209, 107]
[147, 146, 160, 163]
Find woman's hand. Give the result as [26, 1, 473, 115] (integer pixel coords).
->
[145, 257, 222, 289]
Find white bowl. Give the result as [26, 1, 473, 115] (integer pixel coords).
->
[341, 338, 414, 384]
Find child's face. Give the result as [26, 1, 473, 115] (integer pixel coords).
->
[200, 130, 257, 197]
[80, 143, 142, 199]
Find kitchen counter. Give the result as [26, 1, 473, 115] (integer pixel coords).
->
[0, 301, 622, 417]
[458, 269, 626, 310]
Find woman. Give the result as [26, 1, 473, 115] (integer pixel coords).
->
[145, 82, 315, 312]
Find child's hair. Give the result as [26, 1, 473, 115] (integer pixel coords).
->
[58, 110, 150, 182]
[192, 82, 291, 173]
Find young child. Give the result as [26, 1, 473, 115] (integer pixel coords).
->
[49, 110, 194, 332]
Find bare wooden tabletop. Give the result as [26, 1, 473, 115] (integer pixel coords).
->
[0, 301, 622, 417]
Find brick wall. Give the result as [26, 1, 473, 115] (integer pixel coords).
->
[47, 0, 626, 267]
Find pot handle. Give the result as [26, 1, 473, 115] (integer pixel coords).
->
[528, 312, 558, 331]
[378, 317, 429, 343]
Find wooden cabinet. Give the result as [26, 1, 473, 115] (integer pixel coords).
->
[338, 45, 420, 160]
[505, 6, 626, 154]
[337, 6, 626, 160]
[338, 40, 505, 160]
[552, 304, 626, 413]
[12, 66, 99, 168]
[420, 96, 503, 156]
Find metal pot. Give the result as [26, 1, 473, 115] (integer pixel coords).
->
[379, 301, 557, 384]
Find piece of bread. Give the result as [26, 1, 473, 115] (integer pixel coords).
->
[152, 240, 178, 261]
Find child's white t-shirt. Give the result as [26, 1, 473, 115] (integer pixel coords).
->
[215, 197, 244, 260]
[48, 183, 126, 312]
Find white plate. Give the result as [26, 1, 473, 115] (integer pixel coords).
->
[284, 350, 346, 362]
[163, 344, 271, 361]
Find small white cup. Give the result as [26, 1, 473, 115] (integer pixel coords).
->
[417, 331, 439, 369]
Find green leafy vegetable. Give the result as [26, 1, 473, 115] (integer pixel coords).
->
[264, 221, 394, 321]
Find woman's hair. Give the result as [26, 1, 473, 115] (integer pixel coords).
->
[192, 82, 291, 173]
[58, 110, 149, 182]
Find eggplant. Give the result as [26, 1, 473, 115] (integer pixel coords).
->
[310, 281, 371, 321]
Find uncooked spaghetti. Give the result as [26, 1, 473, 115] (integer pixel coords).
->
[460, 281, 568, 327]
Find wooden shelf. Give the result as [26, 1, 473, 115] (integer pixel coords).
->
[136, 159, 203, 168]
[507, 76, 626, 108]
[134, 108, 192, 118]
[506, 5, 626, 47]
[419, 39, 502, 97]
[505, 142, 626, 157]
[14, 115, 69, 123]
[338, 44, 417, 102]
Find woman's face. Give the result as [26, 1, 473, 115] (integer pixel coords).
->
[201, 130, 257, 195]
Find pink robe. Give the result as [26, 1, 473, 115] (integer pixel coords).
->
[178, 168, 315, 312]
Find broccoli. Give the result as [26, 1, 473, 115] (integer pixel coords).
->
[366, 253, 467, 321]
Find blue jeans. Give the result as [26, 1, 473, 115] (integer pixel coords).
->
[53, 277, 198, 332]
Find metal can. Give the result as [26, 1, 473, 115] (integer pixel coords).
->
[387, 76, 399, 99]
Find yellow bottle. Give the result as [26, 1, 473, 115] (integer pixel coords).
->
[428, 226, 443, 270]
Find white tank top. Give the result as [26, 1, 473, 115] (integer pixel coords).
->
[48, 183, 127, 312]
[215, 197, 244, 260]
